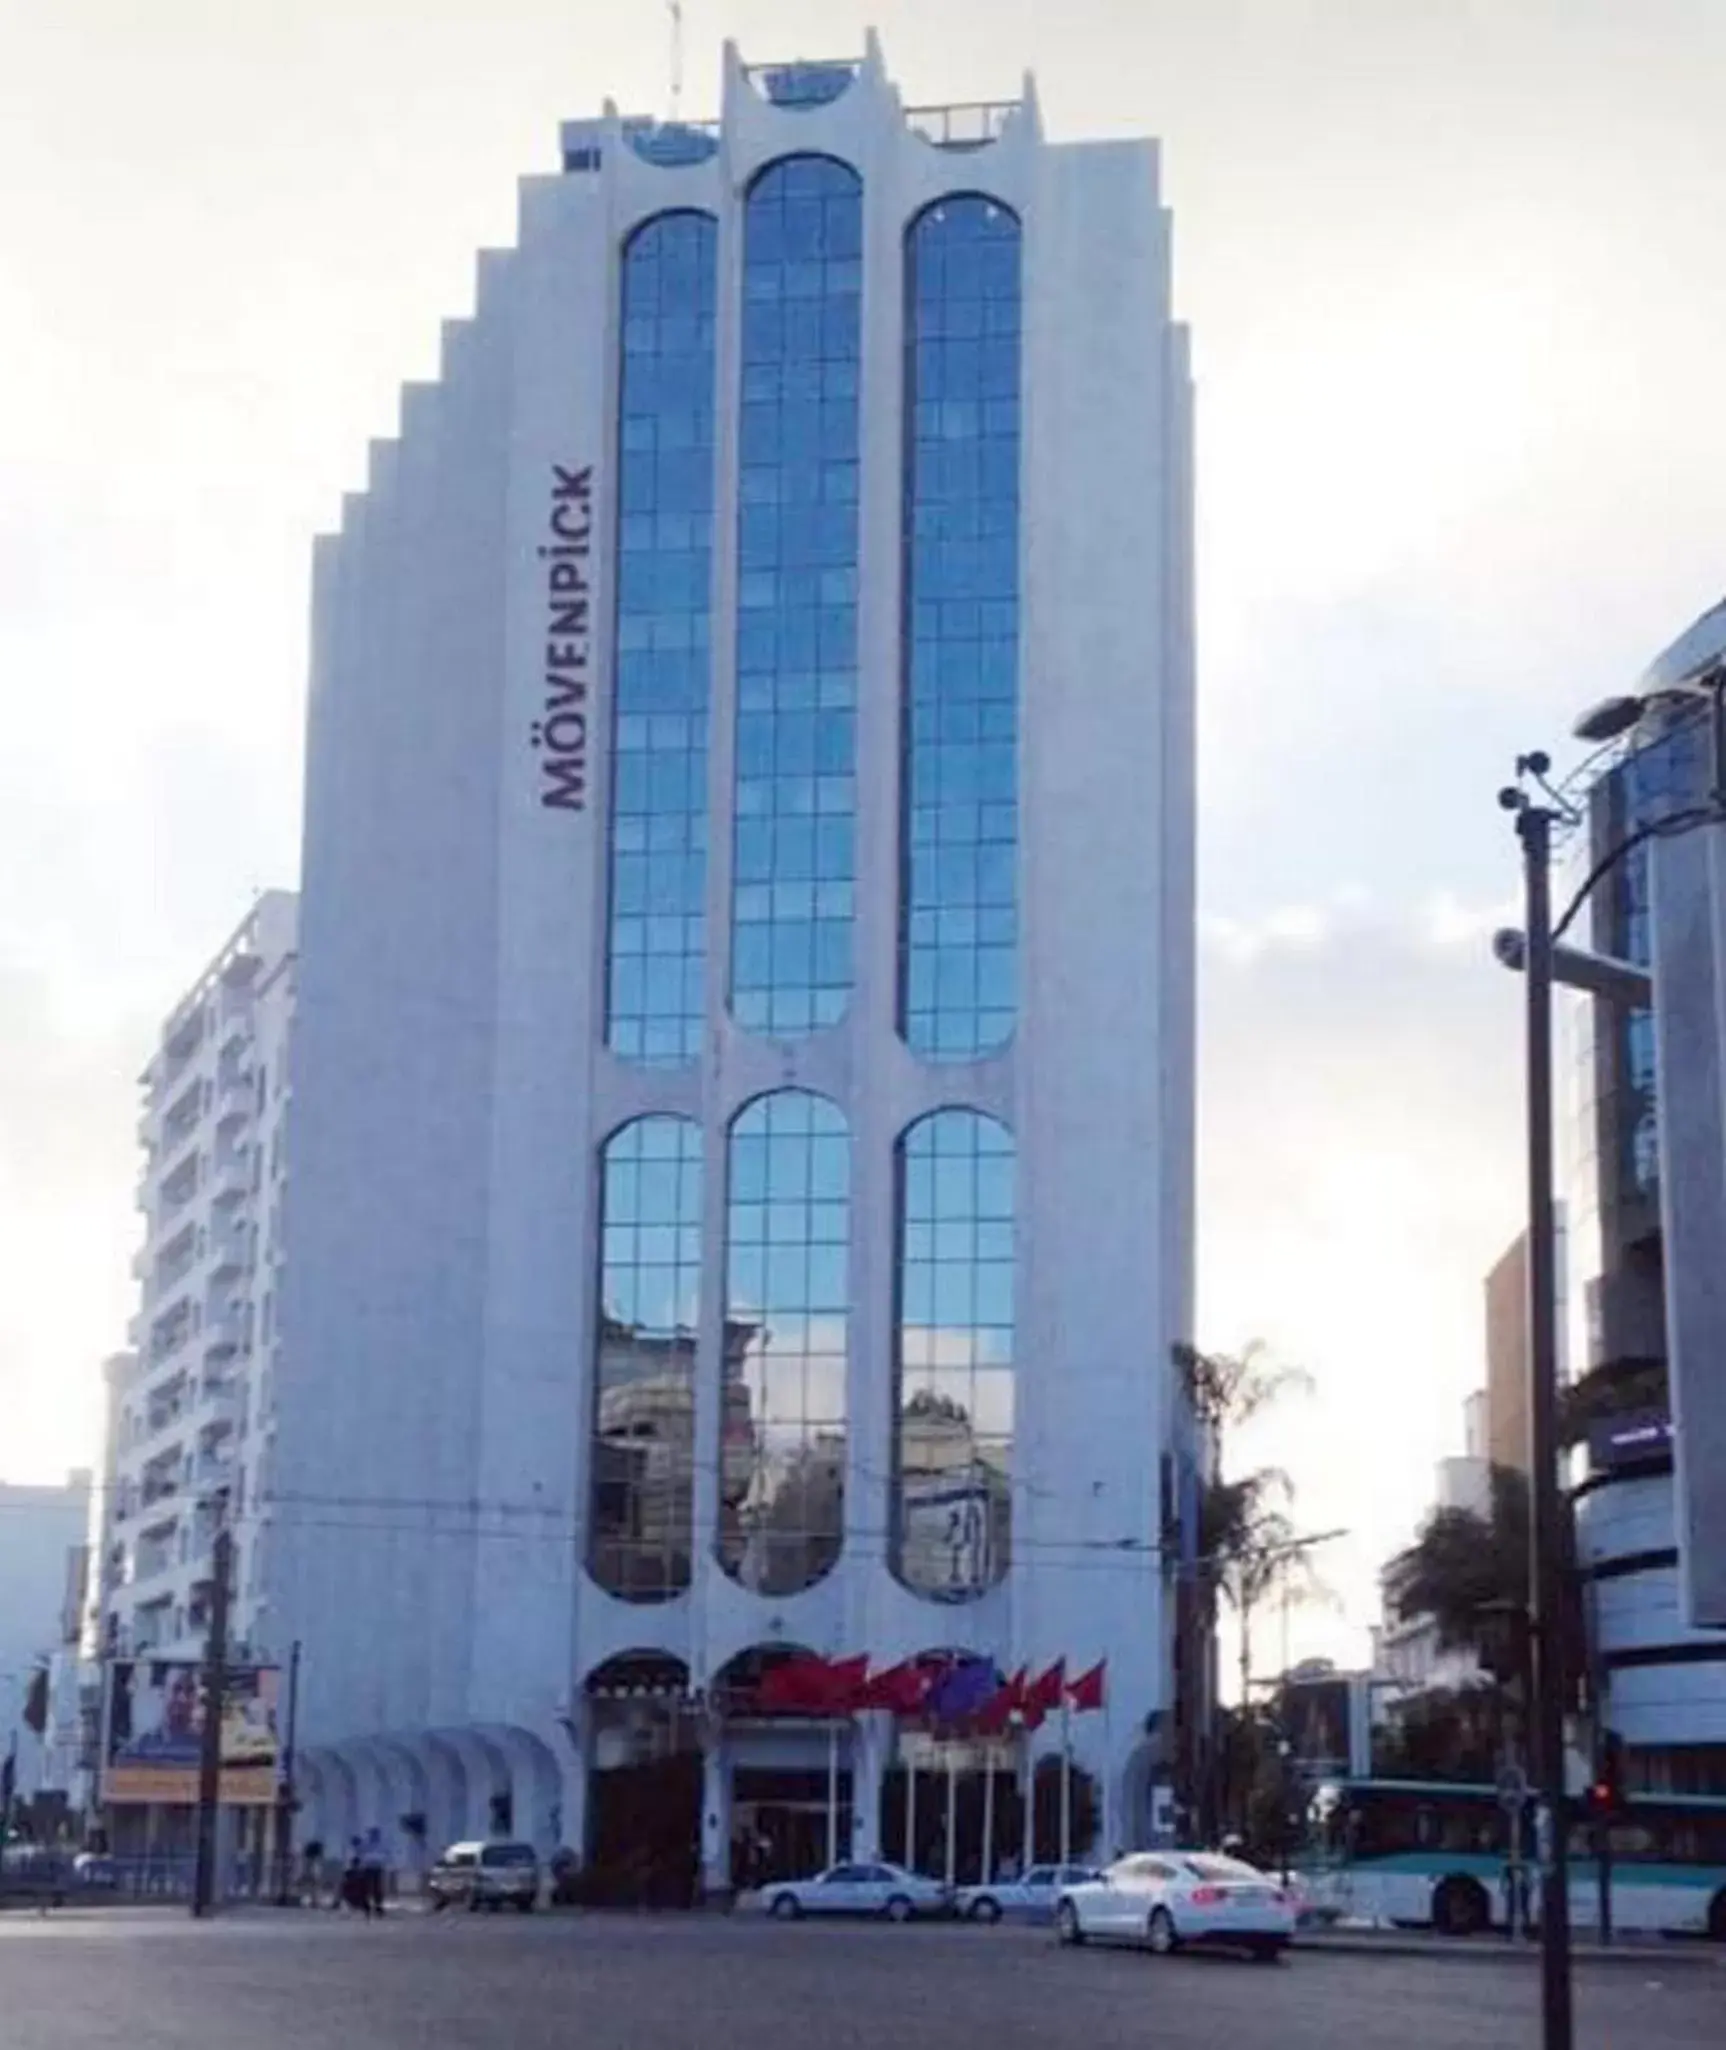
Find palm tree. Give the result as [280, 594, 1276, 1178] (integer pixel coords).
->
[1175, 1341, 1314, 1446]
[1203, 1470, 1314, 1700]
[1383, 1464, 1532, 1682]
[1172, 1342, 1316, 1836]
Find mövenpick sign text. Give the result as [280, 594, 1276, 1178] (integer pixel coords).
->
[533, 463, 594, 811]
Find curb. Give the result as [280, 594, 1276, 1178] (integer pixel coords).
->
[1296, 1932, 1723, 1970]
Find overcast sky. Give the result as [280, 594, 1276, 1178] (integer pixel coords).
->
[5, 0, 1724, 1664]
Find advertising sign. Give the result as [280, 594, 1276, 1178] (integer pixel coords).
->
[103, 1660, 280, 1806]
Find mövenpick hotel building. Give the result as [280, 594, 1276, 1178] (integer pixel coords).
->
[278, 37, 1195, 1888]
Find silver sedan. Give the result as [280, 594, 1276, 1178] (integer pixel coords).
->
[763, 1861, 953, 1922]
[955, 1864, 1100, 1923]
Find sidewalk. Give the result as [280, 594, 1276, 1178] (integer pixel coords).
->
[1296, 1924, 1724, 1969]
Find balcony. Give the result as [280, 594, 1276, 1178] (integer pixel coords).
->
[193, 1445, 235, 1490]
[216, 1064, 254, 1107]
[156, 1108, 202, 1177]
[199, 1377, 242, 1425]
[203, 1306, 245, 1355]
[209, 1152, 251, 1206]
[208, 1221, 248, 1278]
[138, 1471, 181, 1513]
[148, 1316, 194, 1369]
[134, 1401, 189, 1460]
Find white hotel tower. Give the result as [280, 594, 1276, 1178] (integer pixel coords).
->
[280, 38, 1195, 1887]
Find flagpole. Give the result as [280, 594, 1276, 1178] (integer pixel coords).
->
[981, 1744, 996, 1885]
[1059, 1696, 1072, 1867]
[826, 1721, 839, 1868]
[1102, 1688, 1114, 1855]
[905, 1740, 917, 1871]
[944, 1741, 958, 1891]
[1017, 1719, 1032, 1872]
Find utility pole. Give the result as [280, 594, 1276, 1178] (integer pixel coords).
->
[273, 1639, 301, 1906]
[1509, 781, 1575, 2050]
[191, 1522, 233, 1919]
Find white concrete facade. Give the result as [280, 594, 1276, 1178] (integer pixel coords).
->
[99, 893, 298, 1675]
[279, 39, 1194, 1874]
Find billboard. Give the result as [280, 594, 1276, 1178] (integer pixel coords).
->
[1280, 1673, 1352, 1781]
[103, 1660, 280, 1806]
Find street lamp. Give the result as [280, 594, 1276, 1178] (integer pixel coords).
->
[1496, 648, 1726, 2050]
[1496, 760, 1575, 2050]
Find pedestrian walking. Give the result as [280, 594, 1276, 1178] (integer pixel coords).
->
[341, 1838, 372, 1918]
[361, 1827, 388, 1918]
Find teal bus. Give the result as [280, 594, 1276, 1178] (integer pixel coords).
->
[1300, 1778, 1726, 1941]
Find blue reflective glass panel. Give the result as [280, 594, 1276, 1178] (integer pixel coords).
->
[606, 212, 717, 1065]
[589, 1116, 703, 1601]
[720, 1090, 849, 1593]
[893, 1109, 1014, 1599]
[901, 197, 1021, 1058]
[731, 158, 861, 1039]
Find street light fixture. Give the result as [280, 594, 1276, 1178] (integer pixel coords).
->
[1495, 635, 1726, 2050]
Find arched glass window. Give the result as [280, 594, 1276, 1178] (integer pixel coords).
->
[892, 1108, 1014, 1598]
[731, 157, 862, 1039]
[606, 211, 717, 1065]
[900, 197, 1021, 1058]
[719, 1091, 849, 1592]
[588, 1115, 702, 1601]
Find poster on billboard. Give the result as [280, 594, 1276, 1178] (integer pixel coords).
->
[103, 1660, 280, 1805]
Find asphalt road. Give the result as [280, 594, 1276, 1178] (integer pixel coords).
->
[1, 1910, 1721, 2050]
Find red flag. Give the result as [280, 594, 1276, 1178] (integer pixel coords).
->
[861, 1659, 931, 1715]
[973, 1665, 1027, 1736]
[756, 1655, 833, 1713]
[1023, 1659, 1065, 1730]
[818, 1654, 870, 1713]
[1067, 1660, 1107, 1713]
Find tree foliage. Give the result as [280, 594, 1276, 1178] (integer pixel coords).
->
[1174, 1340, 1315, 1442]
[1383, 1464, 1531, 1679]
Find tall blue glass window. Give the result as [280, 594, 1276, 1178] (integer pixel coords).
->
[606, 211, 717, 1065]
[719, 1090, 850, 1594]
[731, 157, 862, 1039]
[588, 1116, 703, 1601]
[900, 196, 1021, 1058]
[892, 1109, 1014, 1599]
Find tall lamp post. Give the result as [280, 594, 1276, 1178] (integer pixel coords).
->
[1494, 658, 1726, 2050]
[1498, 763, 1573, 2050]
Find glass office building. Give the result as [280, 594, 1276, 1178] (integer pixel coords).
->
[279, 38, 1195, 1885]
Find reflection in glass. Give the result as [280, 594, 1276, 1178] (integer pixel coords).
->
[731, 157, 862, 1039]
[893, 1109, 1014, 1599]
[607, 211, 717, 1065]
[719, 1091, 850, 1593]
[588, 1116, 702, 1601]
[900, 196, 1021, 1058]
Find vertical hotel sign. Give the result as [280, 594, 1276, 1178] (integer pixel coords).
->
[532, 463, 595, 810]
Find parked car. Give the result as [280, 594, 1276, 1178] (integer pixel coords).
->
[1054, 1850, 1296, 1959]
[0, 1845, 69, 1907]
[956, 1864, 1100, 1923]
[763, 1861, 952, 1922]
[426, 1840, 542, 1913]
[71, 1853, 121, 1893]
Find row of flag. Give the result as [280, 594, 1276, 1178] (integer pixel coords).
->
[752, 1653, 1107, 1731]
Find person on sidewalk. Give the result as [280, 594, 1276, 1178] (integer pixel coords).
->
[340, 1838, 372, 1918]
[361, 1827, 388, 1918]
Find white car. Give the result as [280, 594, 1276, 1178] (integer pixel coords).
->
[956, 1864, 1101, 1923]
[764, 1860, 952, 1922]
[1054, 1851, 1296, 1959]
